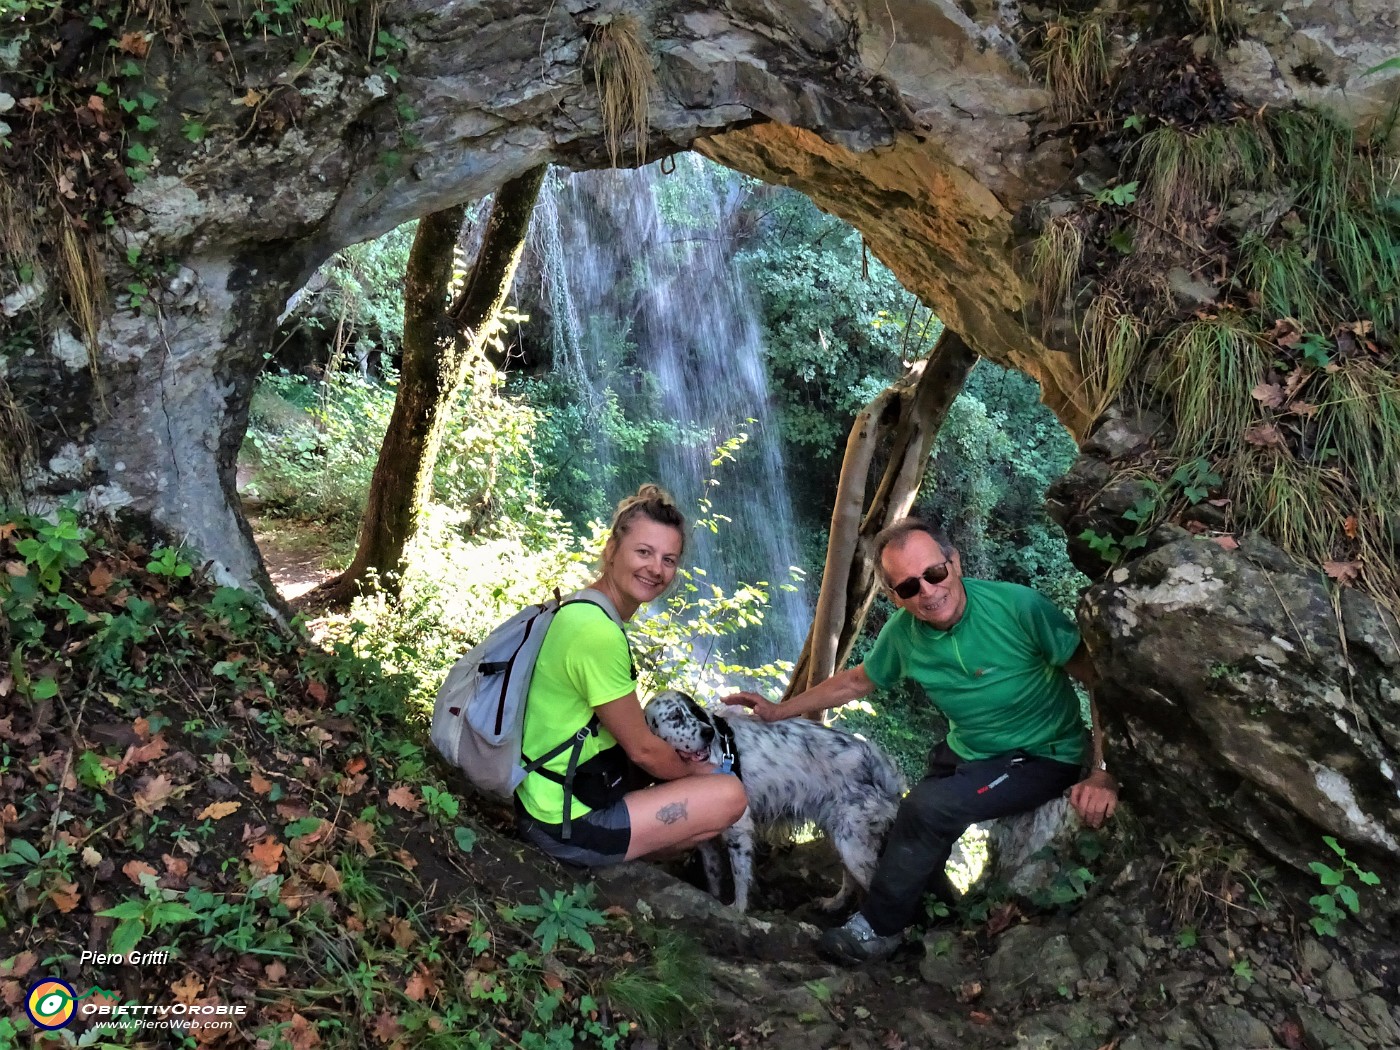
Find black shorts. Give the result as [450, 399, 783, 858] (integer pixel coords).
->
[514, 796, 631, 867]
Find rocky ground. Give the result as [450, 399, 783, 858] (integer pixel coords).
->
[6, 514, 1396, 1049]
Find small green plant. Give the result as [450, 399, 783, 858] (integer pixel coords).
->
[506, 885, 607, 954]
[1231, 958, 1255, 983]
[1176, 925, 1198, 948]
[1093, 181, 1140, 207]
[147, 544, 194, 578]
[1308, 835, 1380, 936]
[97, 874, 203, 954]
[14, 511, 91, 592]
[420, 784, 460, 822]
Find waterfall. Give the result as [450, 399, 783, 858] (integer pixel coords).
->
[531, 157, 811, 674]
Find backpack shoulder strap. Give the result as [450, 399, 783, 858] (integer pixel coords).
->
[563, 587, 625, 628]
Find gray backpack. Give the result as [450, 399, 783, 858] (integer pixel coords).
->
[430, 588, 626, 828]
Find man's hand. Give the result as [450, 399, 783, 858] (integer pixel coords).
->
[722, 691, 787, 723]
[1069, 769, 1118, 828]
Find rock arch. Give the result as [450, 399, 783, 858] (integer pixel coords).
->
[6, 0, 1398, 872]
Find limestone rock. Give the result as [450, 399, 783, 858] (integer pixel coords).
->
[1079, 535, 1400, 872]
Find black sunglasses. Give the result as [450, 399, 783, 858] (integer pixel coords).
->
[891, 562, 951, 600]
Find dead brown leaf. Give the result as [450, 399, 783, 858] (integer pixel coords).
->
[123, 860, 158, 884]
[250, 772, 274, 795]
[265, 961, 287, 982]
[387, 785, 421, 812]
[1343, 515, 1359, 540]
[1323, 560, 1361, 585]
[1243, 422, 1289, 450]
[88, 563, 115, 593]
[1211, 535, 1240, 550]
[405, 968, 438, 1002]
[197, 800, 240, 821]
[162, 854, 189, 879]
[48, 879, 81, 912]
[171, 973, 204, 1004]
[371, 1011, 404, 1044]
[133, 774, 176, 814]
[246, 835, 285, 874]
[117, 31, 150, 56]
[348, 820, 377, 857]
[1250, 382, 1285, 409]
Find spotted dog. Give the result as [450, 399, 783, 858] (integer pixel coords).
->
[644, 690, 905, 914]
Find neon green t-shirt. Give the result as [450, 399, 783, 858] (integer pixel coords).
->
[516, 602, 635, 825]
[863, 579, 1087, 765]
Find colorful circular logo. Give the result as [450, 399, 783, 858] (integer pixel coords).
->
[26, 979, 77, 1030]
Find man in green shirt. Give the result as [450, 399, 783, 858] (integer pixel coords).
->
[731, 518, 1118, 963]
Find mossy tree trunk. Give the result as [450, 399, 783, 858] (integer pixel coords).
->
[306, 166, 547, 606]
[782, 330, 978, 703]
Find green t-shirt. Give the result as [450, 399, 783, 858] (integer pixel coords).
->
[516, 602, 635, 825]
[864, 579, 1087, 765]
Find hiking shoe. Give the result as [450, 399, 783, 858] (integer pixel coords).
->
[817, 912, 903, 964]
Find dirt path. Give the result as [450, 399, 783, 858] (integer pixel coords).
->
[248, 514, 340, 601]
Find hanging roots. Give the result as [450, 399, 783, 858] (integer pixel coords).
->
[587, 14, 656, 168]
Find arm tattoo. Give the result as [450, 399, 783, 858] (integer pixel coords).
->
[656, 801, 688, 825]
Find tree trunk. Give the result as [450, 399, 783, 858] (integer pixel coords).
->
[783, 330, 978, 701]
[304, 166, 546, 606]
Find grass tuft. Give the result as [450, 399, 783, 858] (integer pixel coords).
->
[1032, 16, 1109, 122]
[1029, 215, 1086, 319]
[57, 221, 107, 394]
[1132, 120, 1274, 224]
[0, 377, 35, 501]
[602, 928, 712, 1041]
[1156, 312, 1268, 455]
[1081, 291, 1147, 418]
[587, 14, 656, 169]
[1188, 0, 1236, 40]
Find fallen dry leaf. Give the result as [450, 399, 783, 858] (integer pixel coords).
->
[133, 774, 176, 814]
[1211, 535, 1240, 550]
[88, 563, 115, 593]
[387, 785, 421, 812]
[48, 879, 81, 913]
[1323, 560, 1361, 585]
[123, 860, 158, 884]
[306, 680, 329, 704]
[347, 820, 377, 857]
[404, 969, 438, 1002]
[1343, 515, 1359, 540]
[162, 854, 189, 878]
[119, 733, 169, 773]
[250, 772, 274, 795]
[344, 755, 367, 775]
[265, 961, 287, 982]
[371, 1011, 404, 1044]
[197, 800, 240, 821]
[1250, 381, 1285, 409]
[1243, 422, 1288, 450]
[171, 973, 204, 1004]
[387, 916, 417, 950]
[117, 30, 150, 56]
[82, 846, 102, 868]
[246, 835, 285, 874]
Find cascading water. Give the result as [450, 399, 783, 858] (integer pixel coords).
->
[532, 157, 810, 677]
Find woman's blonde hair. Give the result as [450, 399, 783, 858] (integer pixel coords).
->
[609, 483, 686, 556]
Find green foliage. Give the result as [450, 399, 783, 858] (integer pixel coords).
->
[13, 510, 91, 592]
[1308, 835, 1381, 937]
[737, 189, 938, 464]
[1092, 181, 1139, 207]
[243, 353, 547, 544]
[920, 362, 1086, 614]
[602, 928, 711, 1041]
[506, 885, 607, 954]
[279, 221, 417, 363]
[1033, 16, 1110, 121]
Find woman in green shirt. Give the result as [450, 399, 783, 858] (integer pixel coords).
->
[516, 484, 749, 867]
